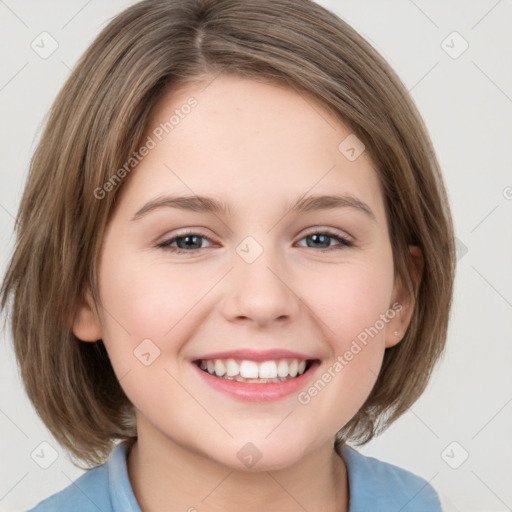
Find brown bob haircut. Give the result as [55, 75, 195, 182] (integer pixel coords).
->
[1, 0, 455, 467]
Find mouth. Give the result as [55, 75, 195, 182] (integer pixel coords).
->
[193, 357, 316, 384]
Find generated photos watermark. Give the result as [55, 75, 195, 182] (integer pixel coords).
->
[297, 301, 403, 405]
[94, 96, 198, 200]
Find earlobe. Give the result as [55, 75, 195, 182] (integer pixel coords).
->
[385, 245, 424, 348]
[72, 290, 103, 342]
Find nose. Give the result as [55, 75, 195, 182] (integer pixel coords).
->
[220, 247, 301, 328]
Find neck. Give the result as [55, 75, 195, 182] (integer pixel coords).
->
[127, 424, 348, 512]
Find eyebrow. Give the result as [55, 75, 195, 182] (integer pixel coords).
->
[131, 195, 231, 220]
[290, 193, 376, 221]
[131, 193, 376, 222]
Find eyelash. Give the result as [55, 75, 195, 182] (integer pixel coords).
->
[156, 229, 354, 254]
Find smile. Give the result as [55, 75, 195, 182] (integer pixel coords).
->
[196, 358, 312, 383]
[191, 349, 320, 401]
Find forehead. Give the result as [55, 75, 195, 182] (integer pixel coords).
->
[119, 74, 386, 223]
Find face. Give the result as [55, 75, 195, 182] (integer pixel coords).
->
[75, 74, 414, 471]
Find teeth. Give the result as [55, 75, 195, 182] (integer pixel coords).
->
[240, 360, 259, 379]
[289, 360, 298, 378]
[277, 360, 289, 377]
[197, 358, 309, 380]
[259, 361, 277, 379]
[214, 360, 226, 377]
[226, 359, 239, 377]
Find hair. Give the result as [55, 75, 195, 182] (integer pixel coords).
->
[1, 0, 455, 467]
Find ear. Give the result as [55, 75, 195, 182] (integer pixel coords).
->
[385, 245, 424, 348]
[72, 289, 103, 342]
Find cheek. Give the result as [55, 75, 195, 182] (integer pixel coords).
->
[99, 253, 214, 339]
[96, 256, 205, 414]
[304, 258, 395, 346]
[96, 250, 221, 385]
[295, 259, 394, 421]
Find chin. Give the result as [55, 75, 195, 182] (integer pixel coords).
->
[205, 439, 308, 473]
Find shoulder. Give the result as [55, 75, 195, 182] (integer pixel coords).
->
[27, 442, 140, 512]
[342, 445, 443, 512]
[26, 462, 111, 512]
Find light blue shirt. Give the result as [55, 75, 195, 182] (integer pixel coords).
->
[28, 442, 442, 511]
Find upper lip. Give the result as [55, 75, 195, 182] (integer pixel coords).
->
[192, 348, 316, 362]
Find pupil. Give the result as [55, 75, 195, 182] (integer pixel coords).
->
[178, 235, 201, 250]
[308, 234, 329, 248]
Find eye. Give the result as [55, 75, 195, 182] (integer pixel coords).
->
[157, 230, 214, 254]
[156, 229, 353, 255]
[296, 230, 354, 251]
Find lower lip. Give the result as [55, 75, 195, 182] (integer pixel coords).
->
[192, 361, 319, 402]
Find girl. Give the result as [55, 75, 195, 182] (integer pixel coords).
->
[1, 0, 455, 510]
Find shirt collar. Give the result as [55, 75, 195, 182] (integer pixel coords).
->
[108, 441, 360, 511]
[108, 442, 143, 512]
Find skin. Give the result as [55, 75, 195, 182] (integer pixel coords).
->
[74, 74, 422, 512]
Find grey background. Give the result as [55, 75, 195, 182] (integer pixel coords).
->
[1, 1, 511, 510]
